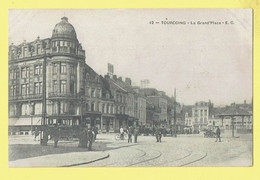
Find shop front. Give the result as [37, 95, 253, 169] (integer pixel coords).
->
[127, 116, 135, 127]
[83, 112, 102, 128]
[101, 114, 115, 133]
[115, 114, 129, 131]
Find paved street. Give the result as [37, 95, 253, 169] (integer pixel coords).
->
[8, 131, 252, 167]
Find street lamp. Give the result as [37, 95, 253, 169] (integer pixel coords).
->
[81, 97, 85, 125]
[40, 50, 48, 146]
[29, 101, 34, 135]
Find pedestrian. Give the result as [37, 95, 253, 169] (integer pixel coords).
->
[158, 128, 162, 142]
[128, 126, 133, 143]
[155, 127, 162, 143]
[215, 127, 221, 142]
[94, 126, 98, 140]
[34, 127, 39, 141]
[52, 124, 60, 148]
[120, 126, 124, 140]
[88, 127, 94, 151]
[133, 127, 139, 143]
[163, 127, 166, 137]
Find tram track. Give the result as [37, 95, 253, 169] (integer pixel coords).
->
[100, 146, 148, 167]
[127, 148, 162, 167]
[179, 152, 207, 166]
[155, 150, 193, 166]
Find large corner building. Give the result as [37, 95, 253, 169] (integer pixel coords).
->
[9, 17, 107, 134]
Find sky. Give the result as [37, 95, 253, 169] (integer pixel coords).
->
[8, 9, 252, 106]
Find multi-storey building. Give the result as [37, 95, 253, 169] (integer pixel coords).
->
[9, 17, 87, 134]
[99, 76, 116, 132]
[9, 17, 120, 134]
[191, 101, 209, 131]
[136, 95, 147, 125]
[104, 75, 128, 131]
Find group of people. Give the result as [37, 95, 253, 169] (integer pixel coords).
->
[119, 126, 164, 143]
[120, 126, 139, 143]
[35, 124, 98, 150]
[78, 126, 98, 151]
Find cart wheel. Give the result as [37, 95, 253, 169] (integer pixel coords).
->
[115, 134, 120, 141]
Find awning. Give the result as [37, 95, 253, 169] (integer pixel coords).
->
[9, 117, 42, 126]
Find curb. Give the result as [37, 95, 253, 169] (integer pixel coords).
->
[60, 153, 110, 167]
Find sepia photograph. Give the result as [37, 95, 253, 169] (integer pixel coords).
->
[8, 9, 253, 167]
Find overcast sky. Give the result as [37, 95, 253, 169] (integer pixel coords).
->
[8, 9, 252, 106]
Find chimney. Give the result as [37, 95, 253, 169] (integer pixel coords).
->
[125, 77, 132, 85]
[118, 77, 122, 81]
[244, 100, 246, 105]
[113, 75, 117, 80]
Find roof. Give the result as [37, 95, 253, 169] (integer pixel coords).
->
[52, 17, 77, 40]
[181, 105, 193, 117]
[212, 105, 252, 116]
[108, 78, 127, 93]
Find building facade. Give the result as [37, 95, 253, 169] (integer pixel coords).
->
[191, 101, 209, 131]
[9, 17, 87, 134]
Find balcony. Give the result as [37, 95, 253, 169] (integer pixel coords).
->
[51, 47, 85, 58]
[9, 94, 43, 101]
[48, 92, 77, 99]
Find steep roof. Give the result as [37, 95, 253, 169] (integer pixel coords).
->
[181, 105, 193, 117]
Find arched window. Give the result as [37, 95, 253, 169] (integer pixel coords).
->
[21, 103, 29, 115]
[9, 105, 17, 116]
[35, 103, 42, 115]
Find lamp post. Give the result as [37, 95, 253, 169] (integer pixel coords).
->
[29, 101, 34, 135]
[81, 97, 85, 125]
[40, 50, 48, 146]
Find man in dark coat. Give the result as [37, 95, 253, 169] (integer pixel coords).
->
[133, 127, 139, 143]
[155, 127, 161, 142]
[215, 127, 221, 142]
[52, 124, 60, 148]
[88, 128, 94, 151]
[155, 127, 162, 142]
[94, 126, 98, 140]
[128, 126, 133, 143]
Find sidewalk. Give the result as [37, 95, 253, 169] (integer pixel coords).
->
[9, 135, 110, 167]
[9, 151, 109, 167]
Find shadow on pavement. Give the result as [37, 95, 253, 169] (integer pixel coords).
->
[9, 140, 139, 161]
[9, 144, 89, 161]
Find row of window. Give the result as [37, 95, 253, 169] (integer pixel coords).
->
[194, 118, 208, 123]
[52, 80, 75, 94]
[9, 103, 42, 116]
[53, 62, 76, 74]
[116, 94, 126, 103]
[10, 63, 76, 80]
[86, 103, 126, 115]
[10, 65, 42, 80]
[52, 41, 76, 48]
[10, 82, 123, 100]
[85, 87, 102, 98]
[10, 44, 42, 59]
[10, 82, 43, 97]
[195, 102, 208, 106]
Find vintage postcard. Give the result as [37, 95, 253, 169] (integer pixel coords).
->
[8, 9, 252, 167]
